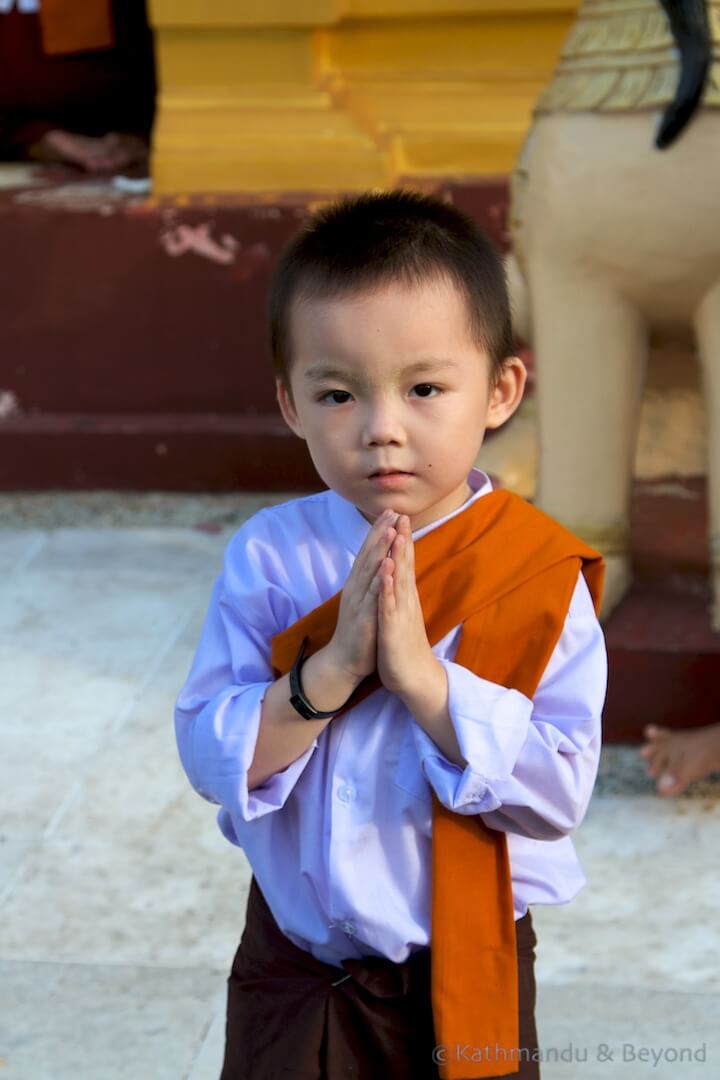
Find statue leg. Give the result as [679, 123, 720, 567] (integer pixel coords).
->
[528, 259, 648, 623]
[694, 280, 720, 632]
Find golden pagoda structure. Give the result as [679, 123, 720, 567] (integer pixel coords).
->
[148, 0, 579, 194]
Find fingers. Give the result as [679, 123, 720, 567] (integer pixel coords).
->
[374, 556, 392, 597]
[372, 527, 396, 583]
[390, 514, 410, 591]
[371, 544, 395, 604]
[362, 510, 397, 556]
[376, 515, 410, 620]
[357, 512, 397, 592]
[393, 534, 405, 596]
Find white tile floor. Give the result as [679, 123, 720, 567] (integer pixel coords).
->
[1, 524, 718, 1079]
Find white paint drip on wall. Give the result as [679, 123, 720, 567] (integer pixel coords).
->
[159, 223, 239, 265]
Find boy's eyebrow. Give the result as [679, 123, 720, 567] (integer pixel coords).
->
[303, 358, 460, 385]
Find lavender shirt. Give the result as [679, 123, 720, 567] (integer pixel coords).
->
[174, 467, 608, 969]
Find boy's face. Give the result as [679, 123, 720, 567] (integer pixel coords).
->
[276, 275, 526, 531]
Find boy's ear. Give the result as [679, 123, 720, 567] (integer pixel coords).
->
[275, 378, 306, 439]
[485, 356, 527, 430]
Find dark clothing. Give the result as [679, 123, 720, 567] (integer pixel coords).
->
[220, 876, 541, 1080]
[0, 3, 155, 157]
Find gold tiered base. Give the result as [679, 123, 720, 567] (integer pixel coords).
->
[148, 1, 577, 194]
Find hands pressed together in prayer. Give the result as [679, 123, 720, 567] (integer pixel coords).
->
[376, 513, 436, 696]
[375, 511, 463, 764]
[327, 507, 463, 766]
[328, 507, 435, 694]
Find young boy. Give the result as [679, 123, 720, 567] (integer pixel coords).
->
[174, 190, 608, 1080]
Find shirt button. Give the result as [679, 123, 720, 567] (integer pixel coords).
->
[337, 783, 356, 803]
[341, 920, 355, 935]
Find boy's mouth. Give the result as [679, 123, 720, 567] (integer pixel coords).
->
[368, 468, 412, 477]
[368, 469, 414, 486]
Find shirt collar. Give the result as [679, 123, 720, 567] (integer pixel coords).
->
[326, 466, 495, 557]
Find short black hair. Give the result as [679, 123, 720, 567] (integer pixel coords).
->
[269, 189, 514, 403]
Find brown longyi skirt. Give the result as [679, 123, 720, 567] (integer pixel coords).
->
[220, 876, 540, 1080]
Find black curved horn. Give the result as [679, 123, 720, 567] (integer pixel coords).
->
[656, 0, 711, 149]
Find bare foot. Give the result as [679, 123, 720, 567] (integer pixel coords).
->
[639, 723, 720, 796]
[30, 130, 147, 174]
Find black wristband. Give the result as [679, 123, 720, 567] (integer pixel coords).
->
[288, 636, 362, 720]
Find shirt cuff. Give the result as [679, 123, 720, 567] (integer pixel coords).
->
[410, 658, 533, 814]
[240, 739, 318, 820]
[188, 681, 318, 822]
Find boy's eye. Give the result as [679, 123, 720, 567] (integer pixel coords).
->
[318, 390, 352, 405]
[317, 384, 442, 405]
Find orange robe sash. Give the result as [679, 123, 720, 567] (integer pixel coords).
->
[40, 0, 114, 56]
[270, 488, 605, 1079]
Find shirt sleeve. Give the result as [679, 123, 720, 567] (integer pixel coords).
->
[173, 512, 318, 822]
[410, 569, 607, 839]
